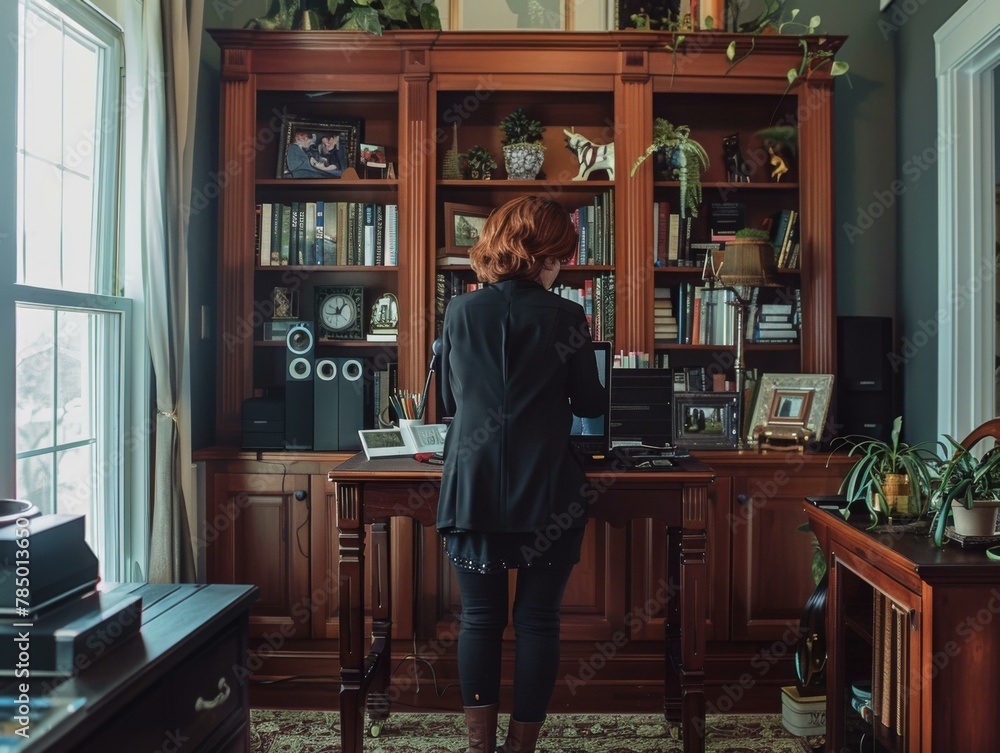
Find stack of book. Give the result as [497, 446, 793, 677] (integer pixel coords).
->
[754, 301, 798, 343]
[653, 288, 678, 342]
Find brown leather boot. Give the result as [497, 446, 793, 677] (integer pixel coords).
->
[498, 719, 544, 753]
[461, 703, 498, 753]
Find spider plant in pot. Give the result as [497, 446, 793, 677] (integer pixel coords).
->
[499, 107, 545, 180]
[833, 417, 939, 522]
[929, 435, 1000, 545]
[630, 117, 709, 218]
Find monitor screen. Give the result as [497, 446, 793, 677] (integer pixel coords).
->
[570, 341, 612, 455]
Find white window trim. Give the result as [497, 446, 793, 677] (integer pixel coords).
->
[935, 0, 1000, 441]
[7, 0, 149, 583]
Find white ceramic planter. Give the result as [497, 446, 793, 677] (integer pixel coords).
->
[951, 499, 1000, 537]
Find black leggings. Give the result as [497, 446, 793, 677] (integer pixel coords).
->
[453, 565, 575, 723]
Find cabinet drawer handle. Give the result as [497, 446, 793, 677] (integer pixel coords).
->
[737, 494, 750, 505]
[195, 677, 231, 712]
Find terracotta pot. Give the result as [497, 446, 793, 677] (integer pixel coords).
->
[951, 500, 1000, 537]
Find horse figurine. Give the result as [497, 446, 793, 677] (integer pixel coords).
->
[563, 129, 615, 181]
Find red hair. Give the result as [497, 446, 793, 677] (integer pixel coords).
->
[469, 195, 577, 284]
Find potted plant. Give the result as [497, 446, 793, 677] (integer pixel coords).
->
[929, 435, 1000, 544]
[629, 117, 709, 218]
[833, 417, 940, 522]
[460, 145, 496, 180]
[499, 107, 545, 180]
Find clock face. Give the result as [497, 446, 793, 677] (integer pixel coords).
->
[320, 294, 357, 331]
[314, 286, 364, 339]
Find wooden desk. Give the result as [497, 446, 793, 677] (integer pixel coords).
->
[804, 498, 1000, 753]
[15, 583, 257, 753]
[328, 453, 715, 753]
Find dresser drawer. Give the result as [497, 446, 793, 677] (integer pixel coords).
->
[169, 623, 246, 750]
[78, 685, 167, 752]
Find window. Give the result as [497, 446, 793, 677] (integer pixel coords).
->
[14, 0, 132, 578]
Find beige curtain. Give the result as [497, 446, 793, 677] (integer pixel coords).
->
[143, 0, 204, 583]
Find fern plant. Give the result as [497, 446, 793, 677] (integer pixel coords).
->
[630, 117, 709, 219]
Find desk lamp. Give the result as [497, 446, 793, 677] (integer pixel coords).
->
[703, 235, 779, 447]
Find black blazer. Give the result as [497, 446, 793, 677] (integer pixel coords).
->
[436, 278, 607, 533]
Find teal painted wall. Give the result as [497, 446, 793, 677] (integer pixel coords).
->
[188, 1, 961, 447]
[893, 0, 965, 443]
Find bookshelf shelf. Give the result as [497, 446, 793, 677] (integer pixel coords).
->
[255, 339, 398, 348]
[654, 180, 799, 190]
[254, 265, 398, 272]
[256, 178, 399, 189]
[437, 179, 615, 190]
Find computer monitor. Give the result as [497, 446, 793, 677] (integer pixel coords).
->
[570, 341, 613, 457]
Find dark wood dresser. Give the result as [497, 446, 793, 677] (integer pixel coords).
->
[805, 499, 1000, 753]
[19, 583, 257, 753]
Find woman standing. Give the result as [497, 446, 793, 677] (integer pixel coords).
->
[437, 195, 607, 753]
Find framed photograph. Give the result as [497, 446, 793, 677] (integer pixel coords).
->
[746, 373, 835, 446]
[452, 0, 568, 30]
[443, 202, 491, 256]
[673, 393, 739, 450]
[277, 117, 362, 179]
[360, 143, 387, 179]
[615, 0, 681, 30]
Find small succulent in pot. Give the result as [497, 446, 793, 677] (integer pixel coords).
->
[460, 145, 496, 180]
[499, 107, 545, 180]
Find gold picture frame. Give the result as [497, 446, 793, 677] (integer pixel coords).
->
[747, 373, 834, 447]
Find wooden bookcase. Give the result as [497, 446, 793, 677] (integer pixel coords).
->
[201, 29, 849, 708]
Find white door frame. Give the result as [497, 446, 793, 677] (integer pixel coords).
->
[935, 0, 1000, 440]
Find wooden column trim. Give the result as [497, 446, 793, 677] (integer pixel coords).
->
[798, 82, 836, 376]
[398, 48, 432, 394]
[615, 55, 652, 354]
[216, 73, 256, 445]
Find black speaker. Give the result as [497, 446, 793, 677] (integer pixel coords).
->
[313, 357, 341, 451]
[838, 316, 893, 392]
[285, 322, 314, 450]
[337, 357, 367, 452]
[837, 316, 895, 442]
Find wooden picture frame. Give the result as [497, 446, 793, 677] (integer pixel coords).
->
[767, 389, 814, 426]
[615, 0, 681, 30]
[673, 392, 739, 449]
[443, 202, 491, 256]
[747, 373, 834, 446]
[277, 117, 362, 179]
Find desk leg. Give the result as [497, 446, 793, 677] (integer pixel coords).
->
[680, 487, 707, 753]
[664, 523, 682, 727]
[338, 483, 366, 753]
[367, 522, 392, 729]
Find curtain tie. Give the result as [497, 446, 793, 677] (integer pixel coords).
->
[158, 409, 179, 425]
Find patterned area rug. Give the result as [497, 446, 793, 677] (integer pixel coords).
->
[251, 709, 817, 752]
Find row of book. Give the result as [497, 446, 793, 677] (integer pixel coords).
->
[656, 285, 801, 345]
[569, 191, 615, 266]
[550, 273, 616, 341]
[652, 202, 704, 268]
[254, 201, 399, 267]
[768, 209, 800, 268]
[434, 271, 484, 337]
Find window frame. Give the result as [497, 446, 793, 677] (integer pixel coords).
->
[8, 0, 146, 583]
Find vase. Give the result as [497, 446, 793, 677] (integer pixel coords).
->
[881, 473, 915, 517]
[951, 500, 1000, 537]
[503, 144, 544, 180]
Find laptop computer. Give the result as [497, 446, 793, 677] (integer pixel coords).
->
[569, 341, 613, 460]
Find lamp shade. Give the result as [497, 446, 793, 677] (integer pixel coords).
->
[714, 238, 779, 287]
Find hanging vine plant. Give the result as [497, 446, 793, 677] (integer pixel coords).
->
[630, 117, 709, 219]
